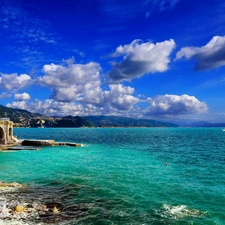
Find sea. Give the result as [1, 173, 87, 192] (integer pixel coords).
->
[0, 127, 225, 225]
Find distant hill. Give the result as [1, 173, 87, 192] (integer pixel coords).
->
[188, 121, 225, 127]
[0, 105, 41, 124]
[54, 116, 93, 127]
[0, 105, 90, 128]
[83, 115, 178, 127]
[0, 105, 178, 128]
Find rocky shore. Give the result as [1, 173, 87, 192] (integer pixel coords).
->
[0, 181, 62, 224]
[0, 180, 90, 225]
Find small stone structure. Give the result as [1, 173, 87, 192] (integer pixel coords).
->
[0, 118, 81, 150]
[0, 118, 13, 145]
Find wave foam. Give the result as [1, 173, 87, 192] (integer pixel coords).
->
[156, 204, 205, 220]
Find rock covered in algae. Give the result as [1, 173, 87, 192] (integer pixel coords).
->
[53, 206, 60, 214]
[0, 181, 23, 188]
[0, 181, 25, 194]
[14, 204, 27, 213]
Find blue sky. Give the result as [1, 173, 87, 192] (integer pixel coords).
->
[1, 0, 225, 123]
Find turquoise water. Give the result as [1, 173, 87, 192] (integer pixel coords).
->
[1, 128, 225, 224]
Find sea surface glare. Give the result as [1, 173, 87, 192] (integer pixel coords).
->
[0, 128, 225, 225]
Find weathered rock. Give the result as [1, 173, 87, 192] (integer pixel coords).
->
[0, 182, 7, 187]
[22, 140, 54, 146]
[8, 182, 21, 187]
[53, 206, 60, 214]
[34, 203, 48, 211]
[14, 205, 27, 213]
[0, 181, 23, 188]
[1, 205, 10, 215]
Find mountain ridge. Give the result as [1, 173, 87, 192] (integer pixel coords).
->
[83, 115, 178, 127]
[0, 105, 178, 127]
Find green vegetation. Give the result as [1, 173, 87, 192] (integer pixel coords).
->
[0, 105, 178, 127]
[83, 115, 178, 127]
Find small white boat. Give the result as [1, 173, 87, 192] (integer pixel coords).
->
[222, 128, 225, 131]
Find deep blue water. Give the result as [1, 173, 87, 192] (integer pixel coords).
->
[0, 128, 225, 224]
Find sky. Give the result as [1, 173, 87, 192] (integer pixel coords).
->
[1, 0, 225, 124]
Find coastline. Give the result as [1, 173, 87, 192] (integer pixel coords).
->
[0, 180, 65, 223]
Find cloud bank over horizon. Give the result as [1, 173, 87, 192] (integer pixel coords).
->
[7, 92, 207, 123]
[2, 34, 213, 122]
[145, 94, 208, 116]
[0, 33, 225, 122]
[5, 54, 208, 122]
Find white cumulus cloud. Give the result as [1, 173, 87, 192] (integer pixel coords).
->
[145, 94, 208, 116]
[7, 101, 27, 110]
[0, 73, 31, 91]
[7, 99, 85, 116]
[103, 84, 140, 110]
[37, 60, 140, 112]
[37, 61, 102, 103]
[176, 35, 225, 70]
[8, 84, 140, 116]
[14, 92, 31, 101]
[107, 39, 175, 82]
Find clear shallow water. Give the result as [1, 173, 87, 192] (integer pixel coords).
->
[0, 128, 225, 224]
